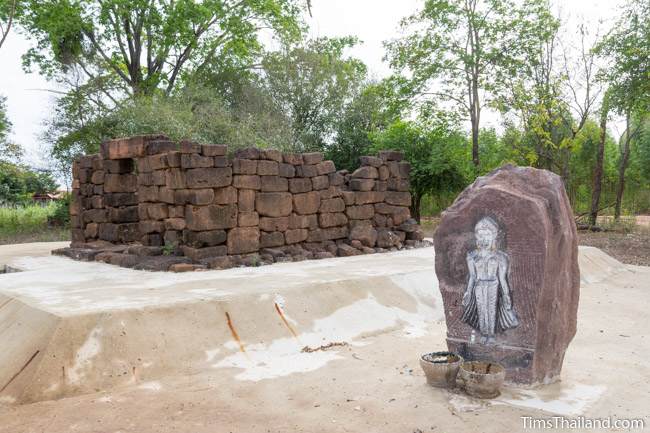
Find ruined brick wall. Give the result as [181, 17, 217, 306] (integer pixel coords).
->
[67, 135, 424, 270]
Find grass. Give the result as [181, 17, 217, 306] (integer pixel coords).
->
[0, 203, 70, 245]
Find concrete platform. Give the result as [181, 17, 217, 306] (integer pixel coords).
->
[0, 242, 648, 432]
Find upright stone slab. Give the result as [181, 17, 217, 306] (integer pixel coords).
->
[434, 165, 579, 384]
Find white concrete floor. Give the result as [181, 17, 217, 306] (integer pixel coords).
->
[0, 242, 648, 432]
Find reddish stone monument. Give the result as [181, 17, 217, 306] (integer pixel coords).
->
[434, 165, 580, 384]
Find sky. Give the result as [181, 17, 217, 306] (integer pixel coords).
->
[0, 0, 624, 170]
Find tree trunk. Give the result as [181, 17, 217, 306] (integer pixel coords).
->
[411, 192, 422, 224]
[471, 120, 480, 167]
[615, 112, 633, 221]
[589, 95, 609, 226]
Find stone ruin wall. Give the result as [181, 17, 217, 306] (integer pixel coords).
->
[64, 134, 425, 271]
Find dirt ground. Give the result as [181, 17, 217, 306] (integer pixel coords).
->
[421, 217, 650, 267]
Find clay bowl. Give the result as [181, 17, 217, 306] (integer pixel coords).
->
[456, 361, 505, 398]
[419, 351, 463, 388]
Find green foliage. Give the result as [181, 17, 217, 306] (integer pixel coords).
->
[18, 0, 305, 96]
[595, 0, 650, 114]
[327, 81, 399, 171]
[0, 201, 67, 242]
[0, 161, 58, 205]
[48, 192, 70, 226]
[370, 120, 468, 221]
[262, 37, 367, 152]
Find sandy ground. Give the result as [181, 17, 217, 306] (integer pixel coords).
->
[0, 243, 649, 433]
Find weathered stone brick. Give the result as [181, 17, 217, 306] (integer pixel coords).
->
[166, 169, 185, 189]
[140, 220, 165, 233]
[349, 224, 378, 247]
[234, 147, 261, 159]
[214, 186, 238, 204]
[158, 187, 175, 204]
[378, 165, 389, 180]
[316, 160, 336, 175]
[233, 175, 261, 190]
[185, 204, 237, 230]
[101, 135, 167, 159]
[139, 186, 159, 202]
[283, 153, 303, 165]
[319, 212, 348, 228]
[179, 140, 201, 153]
[183, 229, 227, 248]
[359, 156, 382, 167]
[214, 156, 230, 167]
[167, 151, 182, 168]
[147, 203, 168, 220]
[202, 144, 227, 156]
[355, 191, 385, 204]
[311, 175, 329, 190]
[349, 178, 375, 191]
[152, 170, 167, 186]
[109, 206, 139, 223]
[289, 178, 312, 193]
[292, 191, 320, 215]
[83, 209, 108, 223]
[289, 213, 318, 230]
[146, 140, 178, 155]
[84, 223, 99, 238]
[257, 160, 279, 176]
[399, 161, 411, 178]
[278, 163, 296, 178]
[233, 158, 258, 174]
[165, 218, 186, 231]
[323, 226, 348, 240]
[149, 154, 169, 170]
[256, 192, 292, 217]
[351, 166, 379, 179]
[138, 172, 155, 186]
[260, 176, 288, 192]
[182, 245, 228, 261]
[91, 170, 104, 184]
[260, 231, 285, 248]
[104, 174, 137, 193]
[181, 153, 214, 169]
[284, 228, 308, 244]
[169, 205, 185, 218]
[238, 189, 256, 212]
[262, 149, 283, 162]
[296, 164, 318, 178]
[319, 198, 345, 213]
[385, 191, 412, 206]
[346, 204, 375, 220]
[387, 178, 410, 191]
[259, 216, 289, 232]
[227, 227, 260, 254]
[238, 211, 259, 227]
[388, 161, 400, 178]
[328, 172, 344, 186]
[302, 152, 324, 165]
[378, 150, 403, 162]
[319, 186, 342, 200]
[342, 191, 355, 205]
[186, 167, 232, 189]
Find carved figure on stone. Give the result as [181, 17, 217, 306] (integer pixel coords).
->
[461, 216, 519, 344]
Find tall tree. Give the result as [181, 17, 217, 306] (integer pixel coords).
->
[589, 90, 610, 226]
[18, 0, 304, 97]
[596, 0, 650, 220]
[261, 37, 366, 152]
[0, 0, 16, 49]
[385, 0, 557, 167]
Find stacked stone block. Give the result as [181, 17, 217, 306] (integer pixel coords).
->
[60, 135, 426, 271]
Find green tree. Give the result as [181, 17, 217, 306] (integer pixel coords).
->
[0, 0, 16, 49]
[18, 0, 304, 97]
[0, 161, 58, 205]
[261, 37, 367, 152]
[385, 0, 557, 167]
[327, 81, 399, 171]
[370, 120, 467, 221]
[596, 0, 650, 220]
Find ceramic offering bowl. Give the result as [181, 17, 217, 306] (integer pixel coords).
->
[419, 351, 463, 388]
[456, 361, 505, 398]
